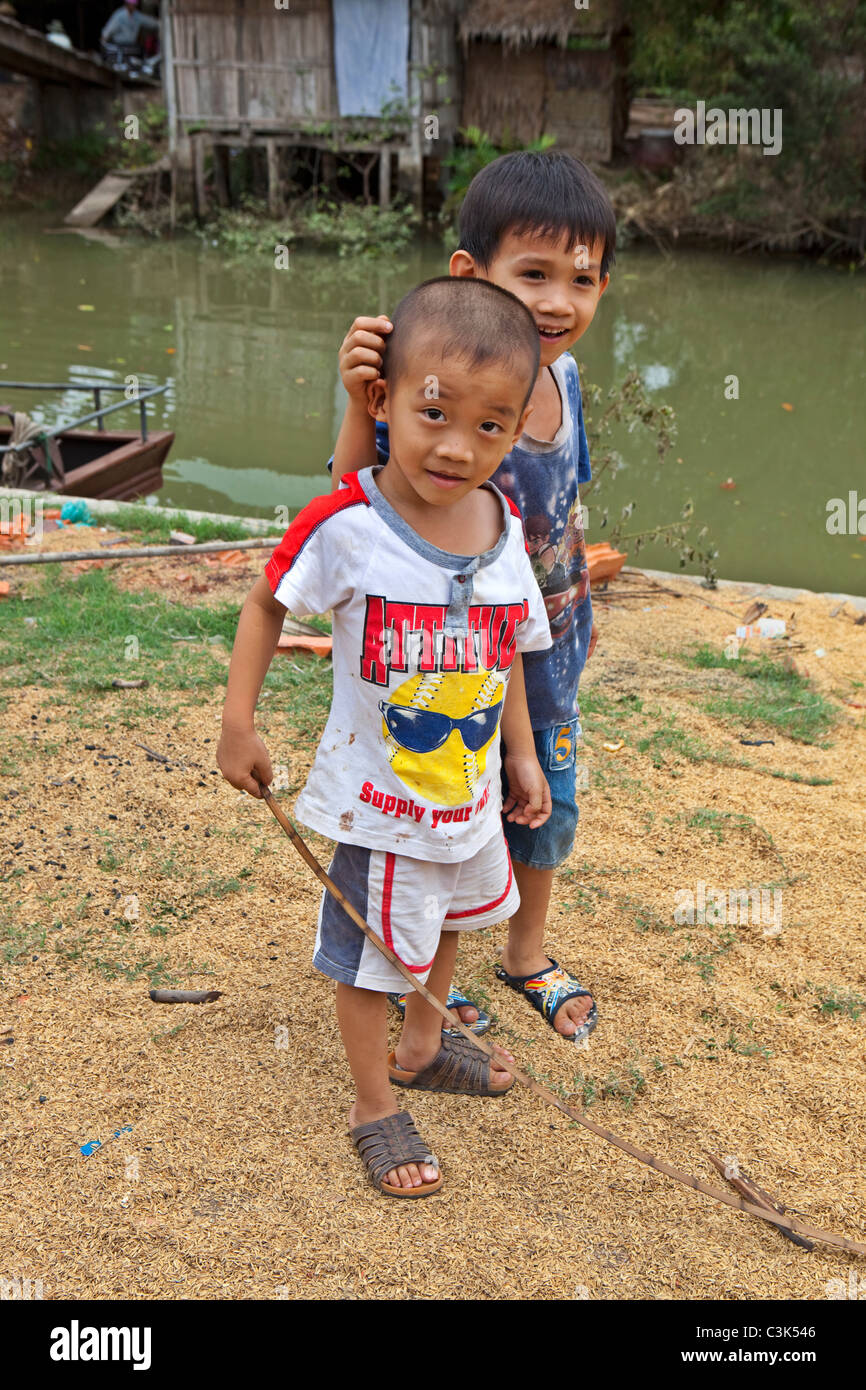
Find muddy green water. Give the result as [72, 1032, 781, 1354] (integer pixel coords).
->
[1, 212, 864, 594]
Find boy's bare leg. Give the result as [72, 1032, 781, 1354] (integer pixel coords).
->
[500, 862, 593, 1038]
[398, 931, 513, 1082]
[337, 982, 438, 1190]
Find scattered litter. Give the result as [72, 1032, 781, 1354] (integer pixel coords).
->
[602, 740, 624, 753]
[81, 1125, 133, 1158]
[99, 536, 133, 548]
[276, 632, 332, 658]
[814, 648, 826, 658]
[111, 678, 149, 689]
[781, 402, 794, 412]
[586, 543, 628, 587]
[135, 742, 170, 764]
[742, 601, 768, 624]
[149, 989, 222, 1004]
[720, 478, 736, 490]
[0, 582, 11, 598]
[169, 531, 197, 546]
[740, 738, 776, 746]
[203, 549, 249, 566]
[60, 500, 94, 526]
[736, 618, 786, 639]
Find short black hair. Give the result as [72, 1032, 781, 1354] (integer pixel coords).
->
[382, 275, 540, 413]
[458, 151, 616, 279]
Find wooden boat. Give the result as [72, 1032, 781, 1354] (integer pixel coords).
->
[0, 380, 173, 502]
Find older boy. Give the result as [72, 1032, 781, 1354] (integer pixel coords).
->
[218, 277, 552, 1198]
[331, 152, 615, 1043]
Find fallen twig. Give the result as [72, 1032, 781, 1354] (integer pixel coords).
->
[149, 990, 222, 1004]
[135, 742, 170, 764]
[705, 1152, 815, 1251]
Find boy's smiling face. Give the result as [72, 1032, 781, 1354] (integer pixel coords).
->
[368, 349, 532, 513]
[451, 230, 609, 371]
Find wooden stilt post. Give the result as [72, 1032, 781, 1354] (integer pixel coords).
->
[379, 146, 392, 210]
[213, 142, 231, 208]
[192, 132, 208, 220]
[161, 0, 178, 230]
[266, 138, 282, 216]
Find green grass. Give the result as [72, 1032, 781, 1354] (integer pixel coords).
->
[679, 927, 737, 981]
[682, 643, 837, 745]
[682, 807, 790, 874]
[0, 569, 333, 737]
[0, 494, 273, 547]
[725, 1025, 772, 1059]
[807, 982, 866, 1021]
[637, 718, 833, 785]
[0, 913, 47, 965]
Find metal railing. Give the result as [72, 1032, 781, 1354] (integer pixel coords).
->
[0, 381, 168, 456]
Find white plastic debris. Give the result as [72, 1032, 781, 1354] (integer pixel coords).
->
[736, 618, 787, 639]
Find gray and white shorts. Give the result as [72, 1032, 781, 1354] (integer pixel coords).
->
[313, 832, 519, 993]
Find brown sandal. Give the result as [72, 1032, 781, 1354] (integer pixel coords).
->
[349, 1111, 443, 1198]
[387, 1032, 514, 1097]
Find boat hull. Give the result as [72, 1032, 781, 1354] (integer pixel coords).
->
[0, 427, 174, 501]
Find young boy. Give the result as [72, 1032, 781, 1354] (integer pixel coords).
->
[331, 151, 615, 1043]
[218, 276, 553, 1198]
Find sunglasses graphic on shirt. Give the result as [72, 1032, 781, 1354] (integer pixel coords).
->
[379, 698, 504, 754]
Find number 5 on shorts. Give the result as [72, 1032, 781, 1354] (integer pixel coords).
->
[548, 719, 579, 771]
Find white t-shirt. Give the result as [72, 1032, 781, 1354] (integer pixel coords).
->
[265, 467, 552, 862]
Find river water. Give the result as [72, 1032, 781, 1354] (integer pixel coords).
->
[1, 212, 863, 594]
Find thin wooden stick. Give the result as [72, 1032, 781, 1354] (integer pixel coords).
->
[257, 781, 866, 1257]
[704, 1152, 815, 1251]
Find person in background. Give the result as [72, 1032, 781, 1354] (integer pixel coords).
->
[101, 0, 159, 59]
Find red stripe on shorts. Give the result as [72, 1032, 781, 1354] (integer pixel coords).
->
[444, 842, 513, 919]
[382, 852, 436, 973]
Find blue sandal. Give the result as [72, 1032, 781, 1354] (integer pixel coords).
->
[494, 957, 598, 1043]
[388, 987, 491, 1036]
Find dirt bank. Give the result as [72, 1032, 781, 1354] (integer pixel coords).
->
[1, 522, 864, 1299]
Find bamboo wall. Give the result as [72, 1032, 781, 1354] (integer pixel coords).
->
[461, 40, 626, 162]
[169, 0, 336, 130]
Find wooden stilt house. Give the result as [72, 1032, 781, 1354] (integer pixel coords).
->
[161, 0, 462, 215]
[456, 0, 629, 163]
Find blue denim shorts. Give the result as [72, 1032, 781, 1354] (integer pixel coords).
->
[500, 718, 582, 870]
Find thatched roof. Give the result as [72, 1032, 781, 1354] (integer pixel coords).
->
[458, 0, 618, 48]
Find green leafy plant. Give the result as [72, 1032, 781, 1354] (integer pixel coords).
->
[581, 369, 719, 584]
[628, 0, 866, 257]
[441, 126, 556, 223]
